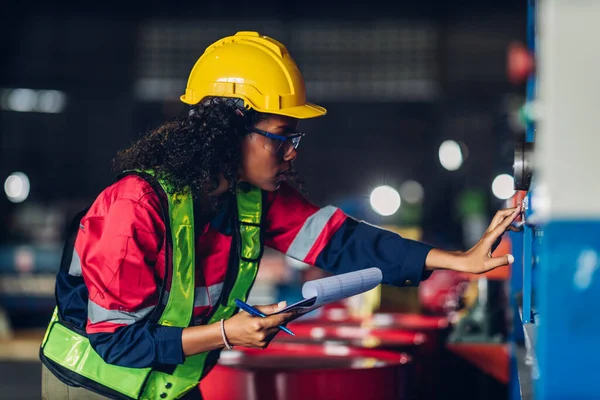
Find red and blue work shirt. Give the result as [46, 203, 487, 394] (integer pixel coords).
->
[58, 175, 434, 368]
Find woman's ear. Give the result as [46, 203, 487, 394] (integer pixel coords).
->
[235, 109, 244, 117]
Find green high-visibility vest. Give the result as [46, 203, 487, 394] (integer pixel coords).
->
[40, 172, 263, 399]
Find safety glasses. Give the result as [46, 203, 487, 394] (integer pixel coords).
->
[251, 127, 305, 157]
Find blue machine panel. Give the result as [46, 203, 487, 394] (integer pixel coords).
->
[536, 221, 600, 399]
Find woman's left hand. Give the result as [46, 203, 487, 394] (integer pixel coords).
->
[457, 207, 521, 274]
[425, 207, 521, 274]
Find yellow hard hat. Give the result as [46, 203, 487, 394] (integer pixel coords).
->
[180, 31, 326, 119]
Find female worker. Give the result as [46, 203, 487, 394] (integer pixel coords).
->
[39, 31, 518, 399]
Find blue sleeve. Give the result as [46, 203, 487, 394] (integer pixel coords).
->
[88, 323, 184, 368]
[314, 218, 435, 287]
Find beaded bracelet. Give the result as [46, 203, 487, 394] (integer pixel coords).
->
[220, 319, 233, 350]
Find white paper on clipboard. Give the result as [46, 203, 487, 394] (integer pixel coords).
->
[270, 267, 383, 315]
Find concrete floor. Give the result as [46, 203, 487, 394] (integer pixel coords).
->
[0, 329, 44, 400]
[0, 361, 42, 400]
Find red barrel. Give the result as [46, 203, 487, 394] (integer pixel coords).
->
[279, 323, 429, 353]
[200, 342, 413, 400]
[280, 317, 447, 400]
[308, 308, 449, 331]
[294, 310, 449, 351]
[418, 269, 470, 315]
[364, 313, 450, 350]
[365, 313, 449, 331]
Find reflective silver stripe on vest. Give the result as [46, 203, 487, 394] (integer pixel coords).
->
[161, 282, 224, 308]
[88, 300, 155, 325]
[205, 282, 224, 306]
[286, 205, 338, 261]
[68, 250, 82, 277]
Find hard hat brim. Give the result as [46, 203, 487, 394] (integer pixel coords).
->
[267, 102, 327, 119]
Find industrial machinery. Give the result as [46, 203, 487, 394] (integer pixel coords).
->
[510, 1, 600, 399]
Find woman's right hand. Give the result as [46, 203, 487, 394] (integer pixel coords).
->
[223, 302, 298, 349]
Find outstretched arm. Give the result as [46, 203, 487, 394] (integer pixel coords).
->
[265, 184, 518, 287]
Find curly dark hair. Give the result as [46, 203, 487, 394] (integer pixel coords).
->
[112, 96, 303, 209]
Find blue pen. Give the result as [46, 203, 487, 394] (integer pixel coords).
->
[234, 299, 295, 336]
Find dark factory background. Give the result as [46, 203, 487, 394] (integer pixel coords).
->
[0, 1, 529, 399]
